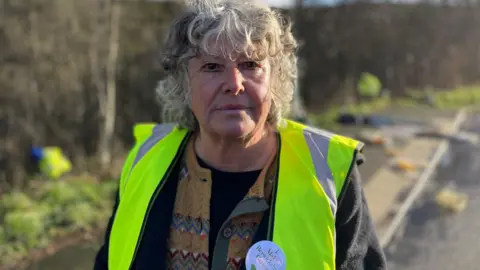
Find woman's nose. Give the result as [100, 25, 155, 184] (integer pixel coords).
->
[223, 67, 245, 95]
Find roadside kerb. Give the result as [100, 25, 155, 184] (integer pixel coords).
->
[364, 138, 440, 235]
[378, 108, 467, 247]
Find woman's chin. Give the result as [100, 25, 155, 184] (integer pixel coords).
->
[212, 122, 255, 138]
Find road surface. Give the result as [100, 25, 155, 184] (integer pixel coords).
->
[336, 106, 456, 183]
[385, 113, 480, 270]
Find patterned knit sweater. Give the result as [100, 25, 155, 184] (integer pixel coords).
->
[166, 137, 276, 269]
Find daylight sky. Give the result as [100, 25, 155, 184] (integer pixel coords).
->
[262, 0, 352, 7]
[263, 0, 295, 7]
[263, 0, 425, 7]
[146, 0, 420, 8]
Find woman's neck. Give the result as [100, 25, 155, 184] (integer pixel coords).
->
[194, 127, 277, 172]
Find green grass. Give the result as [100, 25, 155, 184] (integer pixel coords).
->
[0, 176, 117, 267]
[309, 96, 391, 130]
[310, 84, 480, 130]
[407, 85, 480, 109]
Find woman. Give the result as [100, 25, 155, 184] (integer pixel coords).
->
[94, 0, 386, 269]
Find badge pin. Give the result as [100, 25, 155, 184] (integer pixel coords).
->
[245, 240, 286, 270]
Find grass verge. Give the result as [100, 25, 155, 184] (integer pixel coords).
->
[311, 84, 480, 130]
[309, 96, 391, 130]
[0, 175, 117, 268]
[408, 85, 480, 109]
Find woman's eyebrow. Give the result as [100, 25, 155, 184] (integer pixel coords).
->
[198, 52, 224, 61]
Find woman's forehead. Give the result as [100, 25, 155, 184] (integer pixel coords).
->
[193, 36, 265, 61]
[197, 52, 249, 61]
[194, 48, 266, 63]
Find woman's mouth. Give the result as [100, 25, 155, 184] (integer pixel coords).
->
[218, 104, 248, 110]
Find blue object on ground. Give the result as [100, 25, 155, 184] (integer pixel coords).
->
[31, 147, 45, 162]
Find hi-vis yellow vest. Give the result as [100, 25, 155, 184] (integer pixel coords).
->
[108, 119, 363, 270]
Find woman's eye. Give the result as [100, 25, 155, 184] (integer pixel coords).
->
[202, 63, 221, 72]
[240, 61, 261, 70]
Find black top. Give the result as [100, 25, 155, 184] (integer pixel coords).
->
[196, 157, 261, 267]
[94, 154, 387, 270]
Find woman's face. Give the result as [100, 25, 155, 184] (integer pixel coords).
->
[187, 51, 272, 138]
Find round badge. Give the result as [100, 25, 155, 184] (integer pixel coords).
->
[245, 240, 286, 270]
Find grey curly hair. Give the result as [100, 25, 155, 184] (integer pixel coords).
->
[157, 0, 298, 130]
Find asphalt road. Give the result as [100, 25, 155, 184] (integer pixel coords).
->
[385, 113, 480, 270]
[336, 105, 455, 183]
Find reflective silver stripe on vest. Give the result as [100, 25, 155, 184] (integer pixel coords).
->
[303, 126, 337, 216]
[131, 124, 175, 168]
[122, 124, 175, 194]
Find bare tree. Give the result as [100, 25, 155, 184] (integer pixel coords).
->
[98, 0, 121, 171]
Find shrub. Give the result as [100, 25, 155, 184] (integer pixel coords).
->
[64, 202, 100, 230]
[4, 209, 48, 248]
[0, 192, 34, 214]
[39, 181, 81, 207]
[0, 177, 118, 266]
